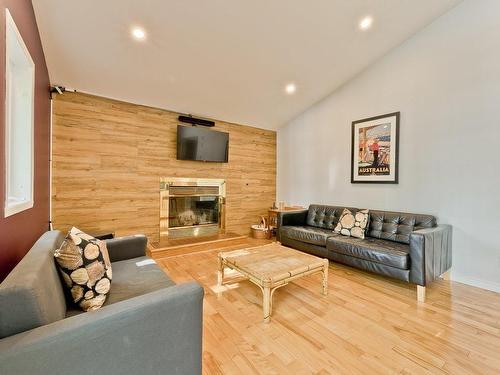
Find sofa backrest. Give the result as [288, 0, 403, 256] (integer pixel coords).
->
[306, 204, 437, 245]
[367, 210, 436, 244]
[0, 230, 66, 338]
[306, 204, 359, 230]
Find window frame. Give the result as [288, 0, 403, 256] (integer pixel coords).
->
[4, 9, 35, 218]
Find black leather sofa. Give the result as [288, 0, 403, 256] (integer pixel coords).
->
[277, 204, 452, 301]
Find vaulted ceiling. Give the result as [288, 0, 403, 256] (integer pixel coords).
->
[32, 0, 461, 129]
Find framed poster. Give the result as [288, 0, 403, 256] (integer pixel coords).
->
[351, 112, 400, 184]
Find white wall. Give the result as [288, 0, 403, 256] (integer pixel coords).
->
[277, 0, 500, 292]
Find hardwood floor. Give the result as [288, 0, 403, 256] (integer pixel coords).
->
[157, 238, 500, 374]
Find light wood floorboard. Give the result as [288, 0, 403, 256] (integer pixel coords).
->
[158, 238, 500, 374]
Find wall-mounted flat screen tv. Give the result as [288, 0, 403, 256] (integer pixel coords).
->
[177, 125, 229, 162]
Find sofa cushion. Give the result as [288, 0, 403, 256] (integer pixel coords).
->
[329, 252, 410, 282]
[54, 227, 113, 312]
[280, 225, 334, 246]
[367, 210, 436, 244]
[306, 205, 358, 230]
[106, 256, 174, 304]
[326, 235, 410, 270]
[280, 236, 329, 259]
[334, 208, 369, 239]
[0, 231, 66, 339]
[65, 256, 174, 318]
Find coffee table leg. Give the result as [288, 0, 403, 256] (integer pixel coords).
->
[322, 260, 329, 296]
[217, 255, 224, 286]
[263, 287, 271, 323]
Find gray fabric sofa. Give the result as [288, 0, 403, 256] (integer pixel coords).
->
[277, 204, 452, 301]
[0, 230, 204, 375]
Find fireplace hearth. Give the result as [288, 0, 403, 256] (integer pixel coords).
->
[160, 178, 226, 239]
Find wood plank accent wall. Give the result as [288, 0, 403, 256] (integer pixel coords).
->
[52, 92, 276, 242]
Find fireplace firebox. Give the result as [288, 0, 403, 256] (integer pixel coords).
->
[160, 178, 226, 238]
[168, 196, 219, 228]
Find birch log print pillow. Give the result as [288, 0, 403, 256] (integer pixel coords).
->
[54, 227, 112, 311]
[334, 209, 369, 239]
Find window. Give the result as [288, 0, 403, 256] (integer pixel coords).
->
[4, 9, 35, 217]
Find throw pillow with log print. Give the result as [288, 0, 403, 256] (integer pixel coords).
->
[334, 208, 369, 239]
[54, 227, 112, 311]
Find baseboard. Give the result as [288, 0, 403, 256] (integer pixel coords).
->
[450, 272, 500, 293]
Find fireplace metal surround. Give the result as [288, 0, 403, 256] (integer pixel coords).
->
[160, 177, 226, 239]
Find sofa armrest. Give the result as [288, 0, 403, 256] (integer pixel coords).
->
[276, 210, 308, 241]
[409, 225, 452, 286]
[0, 282, 204, 375]
[105, 234, 147, 262]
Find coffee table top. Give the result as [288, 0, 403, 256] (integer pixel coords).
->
[219, 242, 327, 286]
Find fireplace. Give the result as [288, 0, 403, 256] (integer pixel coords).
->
[168, 196, 219, 228]
[160, 178, 226, 238]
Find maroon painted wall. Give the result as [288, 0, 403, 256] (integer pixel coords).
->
[0, 0, 50, 281]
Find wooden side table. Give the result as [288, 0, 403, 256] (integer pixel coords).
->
[267, 206, 306, 235]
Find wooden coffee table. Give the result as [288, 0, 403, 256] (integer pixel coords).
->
[217, 242, 329, 323]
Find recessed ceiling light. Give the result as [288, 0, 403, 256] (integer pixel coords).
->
[285, 83, 297, 95]
[131, 27, 146, 41]
[359, 16, 373, 31]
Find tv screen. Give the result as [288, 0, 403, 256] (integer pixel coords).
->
[177, 125, 229, 162]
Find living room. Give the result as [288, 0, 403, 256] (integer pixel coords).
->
[1, 0, 499, 374]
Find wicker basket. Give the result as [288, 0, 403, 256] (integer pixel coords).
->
[251, 225, 271, 239]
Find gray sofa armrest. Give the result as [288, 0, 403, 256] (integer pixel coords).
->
[276, 210, 308, 241]
[105, 234, 147, 262]
[409, 225, 452, 286]
[0, 282, 204, 375]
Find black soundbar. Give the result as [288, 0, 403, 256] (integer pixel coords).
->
[178, 115, 215, 127]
